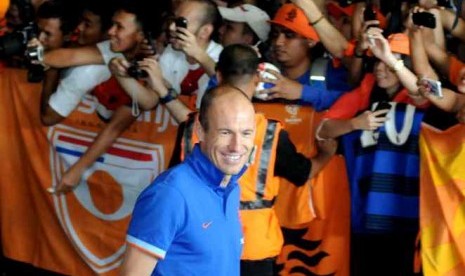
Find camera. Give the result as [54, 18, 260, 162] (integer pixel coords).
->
[412, 12, 436, 29]
[25, 45, 43, 62]
[127, 61, 148, 79]
[0, 22, 37, 58]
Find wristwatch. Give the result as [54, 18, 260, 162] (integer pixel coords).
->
[159, 88, 178, 105]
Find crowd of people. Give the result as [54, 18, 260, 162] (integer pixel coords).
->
[1, 0, 465, 275]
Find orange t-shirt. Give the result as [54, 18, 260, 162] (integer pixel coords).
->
[448, 55, 465, 87]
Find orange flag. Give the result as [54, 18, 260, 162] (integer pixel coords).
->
[419, 124, 465, 275]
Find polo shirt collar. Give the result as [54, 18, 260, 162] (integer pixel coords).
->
[186, 145, 247, 190]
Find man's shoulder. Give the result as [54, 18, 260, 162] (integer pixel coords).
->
[150, 162, 197, 192]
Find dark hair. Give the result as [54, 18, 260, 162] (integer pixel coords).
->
[36, 0, 81, 35]
[216, 44, 260, 85]
[82, 0, 116, 33]
[199, 85, 250, 131]
[190, 0, 220, 40]
[115, 0, 171, 38]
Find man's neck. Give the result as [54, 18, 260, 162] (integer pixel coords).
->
[282, 58, 311, 80]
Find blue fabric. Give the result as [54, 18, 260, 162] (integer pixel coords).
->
[341, 103, 424, 234]
[298, 63, 350, 111]
[207, 75, 219, 91]
[127, 145, 244, 276]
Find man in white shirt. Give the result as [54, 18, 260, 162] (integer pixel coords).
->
[159, 0, 222, 109]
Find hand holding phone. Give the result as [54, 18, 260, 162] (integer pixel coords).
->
[421, 77, 443, 98]
[373, 101, 392, 118]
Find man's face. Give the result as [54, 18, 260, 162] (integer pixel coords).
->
[107, 10, 143, 54]
[218, 21, 251, 46]
[168, 1, 205, 50]
[77, 10, 104, 45]
[37, 18, 65, 51]
[270, 25, 309, 68]
[199, 92, 256, 176]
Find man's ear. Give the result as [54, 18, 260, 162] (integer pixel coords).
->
[198, 24, 213, 40]
[194, 117, 205, 142]
[216, 71, 223, 84]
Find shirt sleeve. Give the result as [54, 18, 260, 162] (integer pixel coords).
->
[49, 65, 111, 117]
[299, 81, 345, 112]
[127, 179, 186, 259]
[96, 40, 124, 65]
[274, 130, 311, 186]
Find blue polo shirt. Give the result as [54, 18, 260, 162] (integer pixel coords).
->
[127, 145, 244, 276]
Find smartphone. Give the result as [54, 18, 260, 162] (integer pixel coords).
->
[364, 3, 379, 29]
[174, 17, 188, 31]
[412, 12, 436, 29]
[373, 101, 392, 117]
[422, 77, 443, 98]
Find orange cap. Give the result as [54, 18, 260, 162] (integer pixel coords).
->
[0, 0, 9, 19]
[388, 33, 409, 56]
[269, 3, 319, 42]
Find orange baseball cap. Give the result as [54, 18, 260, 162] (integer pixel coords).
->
[268, 3, 320, 42]
[388, 33, 409, 56]
[366, 33, 409, 57]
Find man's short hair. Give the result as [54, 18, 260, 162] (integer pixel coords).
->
[115, 0, 171, 38]
[216, 44, 260, 84]
[36, 0, 81, 35]
[82, 0, 116, 33]
[199, 85, 250, 131]
[194, 0, 220, 32]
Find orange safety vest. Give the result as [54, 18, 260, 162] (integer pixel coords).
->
[180, 112, 283, 260]
[253, 102, 322, 227]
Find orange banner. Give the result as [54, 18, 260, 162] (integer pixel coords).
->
[0, 68, 179, 275]
[419, 124, 465, 276]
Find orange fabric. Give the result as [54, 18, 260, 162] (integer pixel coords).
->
[253, 102, 350, 275]
[449, 55, 465, 87]
[0, 0, 9, 19]
[419, 124, 465, 275]
[0, 68, 179, 275]
[269, 3, 320, 42]
[344, 39, 357, 57]
[326, 1, 355, 19]
[180, 113, 284, 260]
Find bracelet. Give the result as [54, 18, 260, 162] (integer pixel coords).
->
[310, 14, 324, 26]
[389, 59, 404, 73]
[159, 88, 178, 105]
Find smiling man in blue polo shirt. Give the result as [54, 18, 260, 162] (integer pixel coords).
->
[121, 85, 256, 276]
